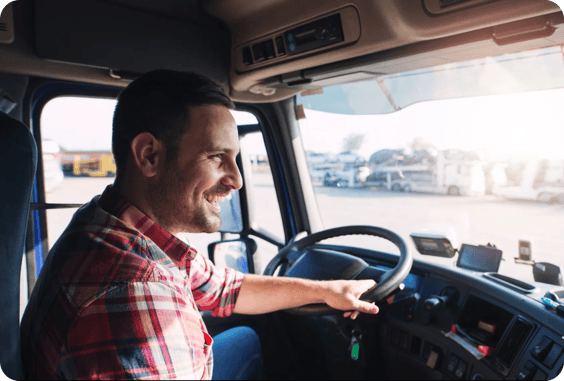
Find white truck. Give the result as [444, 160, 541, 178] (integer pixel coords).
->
[364, 150, 486, 196]
[308, 152, 369, 188]
[493, 159, 564, 203]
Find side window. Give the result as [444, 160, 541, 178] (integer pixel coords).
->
[41, 97, 117, 249]
[40, 98, 282, 272]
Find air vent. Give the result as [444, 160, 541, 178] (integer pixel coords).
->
[496, 317, 534, 368]
[0, 22, 7, 32]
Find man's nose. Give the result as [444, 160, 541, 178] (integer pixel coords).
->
[221, 165, 243, 191]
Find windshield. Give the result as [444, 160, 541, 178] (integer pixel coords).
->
[297, 45, 564, 283]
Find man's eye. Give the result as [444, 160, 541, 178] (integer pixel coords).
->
[211, 154, 223, 159]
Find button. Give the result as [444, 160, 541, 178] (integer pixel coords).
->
[399, 331, 409, 350]
[390, 329, 400, 347]
[426, 350, 439, 369]
[422, 342, 432, 361]
[542, 344, 563, 369]
[516, 361, 536, 380]
[252, 43, 266, 63]
[242, 47, 253, 66]
[275, 36, 285, 56]
[447, 354, 459, 373]
[289, 43, 296, 52]
[532, 368, 547, 380]
[264, 39, 275, 60]
[455, 360, 467, 379]
[532, 337, 553, 361]
[286, 33, 294, 42]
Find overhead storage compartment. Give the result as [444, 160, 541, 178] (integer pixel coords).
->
[33, 0, 232, 82]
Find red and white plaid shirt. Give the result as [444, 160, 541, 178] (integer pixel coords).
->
[21, 186, 244, 380]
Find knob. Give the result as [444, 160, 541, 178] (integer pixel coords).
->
[424, 296, 446, 311]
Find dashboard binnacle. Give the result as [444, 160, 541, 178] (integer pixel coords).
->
[287, 245, 564, 380]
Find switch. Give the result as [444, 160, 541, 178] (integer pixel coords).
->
[275, 36, 285, 56]
[447, 354, 459, 373]
[532, 368, 547, 380]
[264, 39, 275, 60]
[426, 350, 439, 369]
[542, 344, 563, 369]
[422, 342, 432, 361]
[516, 361, 536, 380]
[242, 47, 253, 66]
[252, 43, 266, 63]
[399, 331, 409, 350]
[455, 360, 467, 379]
[532, 337, 553, 361]
[390, 329, 400, 347]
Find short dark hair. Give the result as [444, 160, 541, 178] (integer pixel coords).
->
[112, 70, 235, 174]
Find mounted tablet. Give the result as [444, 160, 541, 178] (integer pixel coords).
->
[457, 244, 503, 273]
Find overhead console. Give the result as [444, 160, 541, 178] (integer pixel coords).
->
[233, 6, 360, 73]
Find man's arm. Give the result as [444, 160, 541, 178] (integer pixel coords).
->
[233, 274, 379, 319]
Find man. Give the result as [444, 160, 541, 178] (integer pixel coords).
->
[20, 70, 378, 380]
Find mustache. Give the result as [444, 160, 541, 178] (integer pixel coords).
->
[207, 186, 232, 197]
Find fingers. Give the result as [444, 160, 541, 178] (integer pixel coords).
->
[358, 279, 376, 292]
[343, 302, 378, 319]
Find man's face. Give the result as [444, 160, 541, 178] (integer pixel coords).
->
[149, 104, 242, 234]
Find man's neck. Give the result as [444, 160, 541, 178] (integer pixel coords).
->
[113, 174, 161, 229]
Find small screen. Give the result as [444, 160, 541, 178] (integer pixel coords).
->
[457, 244, 503, 272]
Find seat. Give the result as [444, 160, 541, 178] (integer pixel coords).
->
[0, 111, 38, 380]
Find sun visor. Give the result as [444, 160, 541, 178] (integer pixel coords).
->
[296, 45, 564, 116]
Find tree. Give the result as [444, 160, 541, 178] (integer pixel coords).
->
[409, 137, 436, 153]
[341, 133, 365, 152]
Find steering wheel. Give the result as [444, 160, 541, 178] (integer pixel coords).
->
[263, 226, 412, 315]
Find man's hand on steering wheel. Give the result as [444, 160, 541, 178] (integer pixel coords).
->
[321, 279, 380, 319]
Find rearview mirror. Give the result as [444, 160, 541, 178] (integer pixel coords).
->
[208, 238, 257, 274]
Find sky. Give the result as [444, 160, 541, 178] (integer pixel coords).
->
[41, 85, 564, 163]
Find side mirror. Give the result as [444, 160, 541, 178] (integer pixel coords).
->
[208, 237, 257, 274]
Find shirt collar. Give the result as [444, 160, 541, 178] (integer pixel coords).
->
[98, 185, 197, 266]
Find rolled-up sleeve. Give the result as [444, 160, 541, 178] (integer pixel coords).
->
[189, 252, 244, 317]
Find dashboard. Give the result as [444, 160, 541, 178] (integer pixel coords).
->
[285, 245, 564, 380]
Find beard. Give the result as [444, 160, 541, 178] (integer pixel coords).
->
[148, 160, 222, 234]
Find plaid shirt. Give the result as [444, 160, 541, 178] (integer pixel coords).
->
[21, 186, 244, 380]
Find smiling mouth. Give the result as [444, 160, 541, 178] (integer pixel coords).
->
[204, 194, 227, 213]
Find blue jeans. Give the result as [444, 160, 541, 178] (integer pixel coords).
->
[212, 326, 263, 380]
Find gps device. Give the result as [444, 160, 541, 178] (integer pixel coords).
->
[410, 233, 456, 258]
[456, 244, 503, 272]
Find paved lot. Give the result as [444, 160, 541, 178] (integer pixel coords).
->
[45, 174, 564, 283]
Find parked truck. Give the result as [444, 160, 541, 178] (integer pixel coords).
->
[71, 155, 116, 177]
[307, 151, 369, 188]
[364, 149, 486, 196]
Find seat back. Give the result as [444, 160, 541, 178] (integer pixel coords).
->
[0, 111, 37, 379]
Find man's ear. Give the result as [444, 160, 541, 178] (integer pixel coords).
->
[130, 132, 163, 178]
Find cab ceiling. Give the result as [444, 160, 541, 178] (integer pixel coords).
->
[1, 0, 562, 103]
